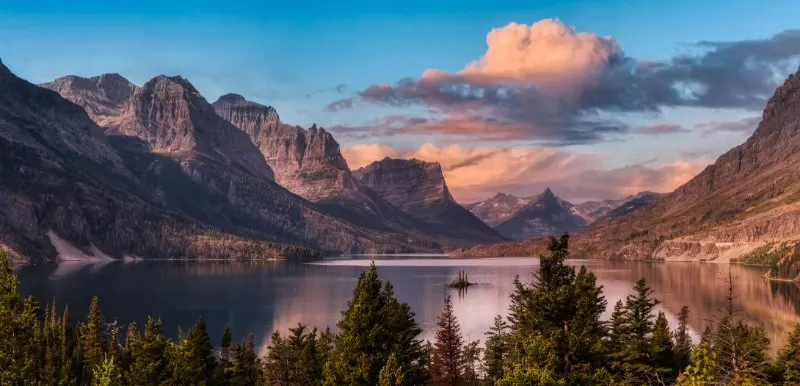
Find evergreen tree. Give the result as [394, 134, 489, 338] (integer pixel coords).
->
[676, 341, 716, 386]
[79, 296, 108, 382]
[127, 317, 170, 385]
[264, 323, 325, 385]
[650, 311, 676, 382]
[506, 234, 609, 381]
[776, 323, 800, 384]
[0, 251, 43, 384]
[220, 324, 232, 366]
[170, 317, 217, 385]
[217, 324, 232, 383]
[461, 340, 481, 386]
[607, 299, 627, 373]
[430, 295, 464, 385]
[568, 265, 608, 382]
[324, 262, 428, 385]
[619, 278, 659, 384]
[378, 352, 405, 386]
[91, 356, 122, 386]
[482, 315, 509, 383]
[229, 333, 261, 385]
[673, 306, 692, 373]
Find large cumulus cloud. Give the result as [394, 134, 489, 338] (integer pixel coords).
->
[328, 20, 800, 145]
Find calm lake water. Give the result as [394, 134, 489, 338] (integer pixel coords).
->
[15, 257, 800, 355]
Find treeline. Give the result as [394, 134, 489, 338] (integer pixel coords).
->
[3, 236, 800, 385]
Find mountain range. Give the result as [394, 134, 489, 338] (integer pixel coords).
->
[455, 67, 800, 280]
[464, 189, 662, 240]
[0, 59, 511, 262]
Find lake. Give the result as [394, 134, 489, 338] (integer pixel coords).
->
[15, 257, 800, 355]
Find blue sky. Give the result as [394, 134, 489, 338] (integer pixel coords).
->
[2, 0, 800, 201]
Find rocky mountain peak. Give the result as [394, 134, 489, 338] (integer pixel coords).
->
[354, 158, 455, 209]
[114, 75, 274, 180]
[212, 94, 354, 201]
[41, 73, 137, 127]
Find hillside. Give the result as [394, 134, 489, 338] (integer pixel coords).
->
[456, 69, 800, 281]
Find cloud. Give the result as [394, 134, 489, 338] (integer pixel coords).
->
[327, 21, 800, 145]
[325, 97, 355, 112]
[694, 116, 761, 136]
[343, 143, 709, 202]
[637, 123, 688, 136]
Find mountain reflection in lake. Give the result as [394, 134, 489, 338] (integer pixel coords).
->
[15, 257, 800, 355]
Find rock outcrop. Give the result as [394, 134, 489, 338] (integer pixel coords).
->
[41, 73, 137, 127]
[212, 94, 354, 200]
[354, 158, 504, 243]
[111, 76, 275, 181]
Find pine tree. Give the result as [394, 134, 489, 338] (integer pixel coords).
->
[218, 324, 232, 382]
[170, 317, 217, 385]
[430, 295, 464, 385]
[378, 352, 405, 386]
[673, 306, 692, 373]
[568, 265, 608, 381]
[264, 323, 325, 385]
[79, 296, 108, 382]
[127, 317, 170, 385]
[229, 333, 260, 385]
[324, 262, 428, 385]
[461, 340, 481, 386]
[0, 250, 43, 384]
[482, 315, 509, 383]
[619, 278, 659, 384]
[651, 311, 676, 382]
[776, 323, 800, 384]
[91, 356, 121, 386]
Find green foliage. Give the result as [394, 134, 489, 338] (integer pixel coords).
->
[776, 323, 800, 384]
[228, 333, 261, 385]
[506, 234, 609, 383]
[169, 317, 217, 385]
[91, 356, 121, 386]
[264, 323, 326, 385]
[482, 315, 510, 383]
[676, 342, 716, 385]
[324, 262, 428, 385]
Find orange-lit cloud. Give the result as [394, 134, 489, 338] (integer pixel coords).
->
[344, 143, 710, 203]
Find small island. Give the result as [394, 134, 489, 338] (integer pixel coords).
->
[447, 270, 475, 289]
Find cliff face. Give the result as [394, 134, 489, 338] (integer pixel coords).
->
[40, 73, 137, 127]
[0, 60, 320, 262]
[565, 69, 800, 277]
[111, 77, 275, 181]
[212, 94, 354, 201]
[354, 158, 504, 243]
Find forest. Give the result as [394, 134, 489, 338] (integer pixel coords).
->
[2, 235, 800, 385]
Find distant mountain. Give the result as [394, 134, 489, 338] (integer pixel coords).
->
[466, 188, 587, 240]
[0, 59, 319, 262]
[463, 193, 530, 227]
[465, 189, 662, 240]
[599, 192, 664, 220]
[354, 158, 505, 244]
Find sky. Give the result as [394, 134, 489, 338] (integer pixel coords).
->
[3, 0, 800, 203]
